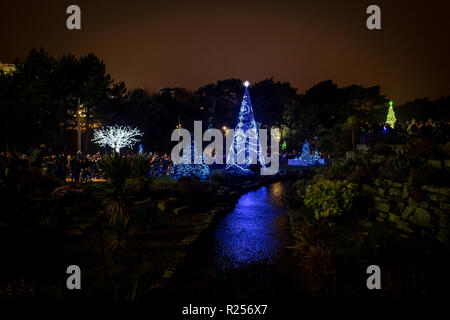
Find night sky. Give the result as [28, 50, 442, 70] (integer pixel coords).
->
[1, 0, 449, 103]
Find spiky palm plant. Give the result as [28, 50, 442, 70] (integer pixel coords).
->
[101, 152, 131, 192]
[131, 154, 152, 177]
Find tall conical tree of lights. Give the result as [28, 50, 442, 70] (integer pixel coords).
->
[386, 100, 396, 128]
[226, 81, 265, 173]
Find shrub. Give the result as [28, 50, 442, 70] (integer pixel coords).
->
[125, 177, 150, 195]
[101, 152, 131, 192]
[303, 179, 358, 222]
[327, 160, 354, 180]
[102, 197, 128, 226]
[381, 148, 421, 181]
[372, 143, 392, 156]
[130, 154, 152, 177]
[294, 178, 307, 198]
[348, 165, 370, 184]
[102, 196, 130, 251]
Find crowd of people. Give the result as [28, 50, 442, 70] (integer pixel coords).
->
[0, 144, 175, 181]
[359, 118, 449, 145]
[1, 118, 448, 180]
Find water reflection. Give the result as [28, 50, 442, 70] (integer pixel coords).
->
[209, 182, 288, 268]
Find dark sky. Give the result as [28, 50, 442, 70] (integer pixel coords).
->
[1, 0, 449, 103]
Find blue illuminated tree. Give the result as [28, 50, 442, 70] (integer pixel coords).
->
[312, 149, 321, 165]
[171, 133, 209, 180]
[226, 81, 265, 174]
[299, 140, 313, 161]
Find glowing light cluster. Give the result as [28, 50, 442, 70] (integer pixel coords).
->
[288, 140, 324, 166]
[299, 140, 313, 161]
[92, 125, 143, 153]
[171, 133, 210, 179]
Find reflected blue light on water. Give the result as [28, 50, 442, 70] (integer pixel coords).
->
[210, 183, 287, 268]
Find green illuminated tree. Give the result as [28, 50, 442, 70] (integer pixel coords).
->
[386, 100, 396, 128]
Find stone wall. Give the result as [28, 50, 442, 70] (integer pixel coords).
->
[362, 179, 449, 244]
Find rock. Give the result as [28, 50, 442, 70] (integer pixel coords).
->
[166, 197, 182, 211]
[356, 144, 369, 151]
[429, 193, 448, 202]
[68, 229, 83, 237]
[401, 206, 415, 220]
[430, 207, 445, 217]
[163, 270, 175, 279]
[396, 202, 405, 211]
[437, 230, 448, 244]
[372, 155, 385, 164]
[439, 217, 446, 228]
[362, 184, 377, 195]
[422, 185, 442, 195]
[359, 220, 373, 228]
[388, 213, 400, 224]
[445, 159, 450, 168]
[376, 213, 387, 222]
[402, 187, 409, 199]
[375, 201, 390, 213]
[424, 185, 450, 197]
[345, 151, 356, 159]
[396, 221, 413, 233]
[408, 198, 419, 208]
[173, 206, 191, 215]
[427, 160, 442, 168]
[157, 200, 168, 213]
[388, 187, 402, 197]
[408, 208, 432, 228]
[440, 202, 450, 211]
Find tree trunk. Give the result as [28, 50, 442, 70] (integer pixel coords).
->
[352, 128, 355, 151]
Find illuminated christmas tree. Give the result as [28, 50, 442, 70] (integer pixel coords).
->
[226, 81, 265, 174]
[288, 140, 324, 166]
[313, 149, 320, 161]
[299, 140, 313, 161]
[171, 133, 209, 180]
[386, 100, 396, 128]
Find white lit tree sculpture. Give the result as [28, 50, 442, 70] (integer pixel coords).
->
[92, 125, 143, 153]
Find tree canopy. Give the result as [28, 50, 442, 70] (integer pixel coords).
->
[1, 48, 448, 154]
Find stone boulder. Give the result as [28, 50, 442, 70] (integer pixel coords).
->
[375, 200, 390, 213]
[173, 206, 191, 215]
[408, 208, 432, 228]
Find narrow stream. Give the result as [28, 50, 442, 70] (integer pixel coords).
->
[165, 181, 305, 301]
[208, 182, 291, 268]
